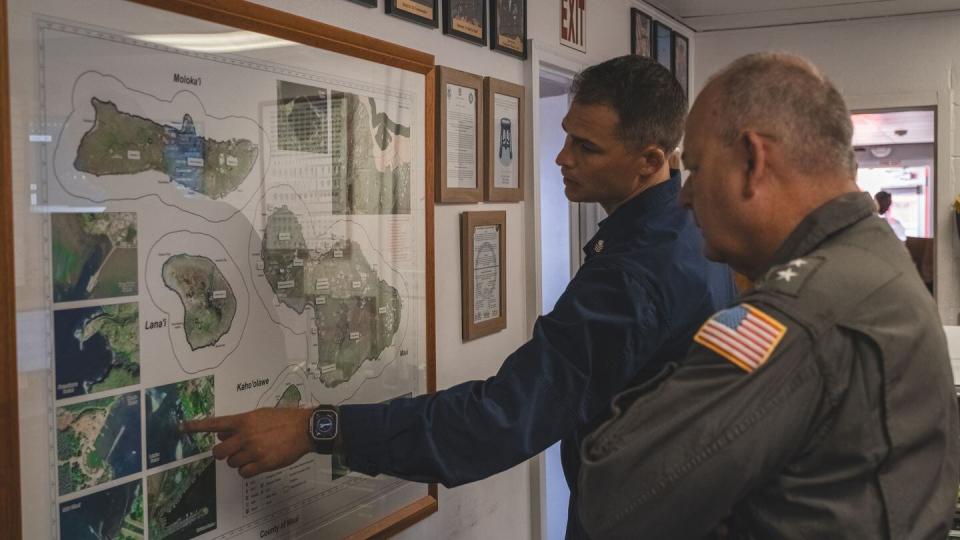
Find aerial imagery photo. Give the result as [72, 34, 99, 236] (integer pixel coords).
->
[147, 457, 217, 540]
[59, 479, 143, 540]
[51, 212, 138, 302]
[54, 302, 139, 399]
[146, 376, 215, 468]
[57, 391, 142, 495]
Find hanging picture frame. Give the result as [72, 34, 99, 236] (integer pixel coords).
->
[490, 0, 527, 59]
[443, 0, 487, 45]
[348, 0, 378, 7]
[386, 0, 440, 27]
[653, 20, 672, 71]
[437, 66, 485, 203]
[461, 211, 507, 341]
[484, 77, 524, 202]
[672, 32, 689, 96]
[630, 8, 653, 57]
[0, 0, 439, 538]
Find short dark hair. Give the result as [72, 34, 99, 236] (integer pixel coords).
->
[571, 55, 687, 151]
[875, 191, 892, 213]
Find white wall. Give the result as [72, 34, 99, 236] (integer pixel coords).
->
[695, 14, 960, 324]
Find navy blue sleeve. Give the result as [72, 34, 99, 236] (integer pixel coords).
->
[339, 265, 668, 487]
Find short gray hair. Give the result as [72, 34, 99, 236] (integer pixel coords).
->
[708, 52, 855, 178]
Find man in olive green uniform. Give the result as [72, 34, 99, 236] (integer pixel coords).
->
[578, 53, 960, 539]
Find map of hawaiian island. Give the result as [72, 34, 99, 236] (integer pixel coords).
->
[57, 391, 142, 495]
[74, 98, 258, 199]
[330, 91, 411, 215]
[55, 302, 139, 399]
[52, 212, 137, 302]
[147, 457, 217, 540]
[59, 479, 143, 540]
[161, 255, 237, 350]
[275, 384, 302, 408]
[261, 206, 402, 387]
[145, 376, 215, 468]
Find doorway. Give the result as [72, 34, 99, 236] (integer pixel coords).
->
[852, 107, 936, 292]
[536, 64, 575, 540]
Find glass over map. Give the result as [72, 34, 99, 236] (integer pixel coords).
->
[9, 1, 429, 538]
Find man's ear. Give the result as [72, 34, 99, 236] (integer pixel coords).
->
[741, 131, 768, 198]
[637, 145, 666, 175]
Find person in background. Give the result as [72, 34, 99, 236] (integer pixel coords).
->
[182, 55, 737, 539]
[578, 52, 959, 539]
[875, 190, 907, 240]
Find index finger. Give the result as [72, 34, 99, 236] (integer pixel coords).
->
[180, 414, 242, 434]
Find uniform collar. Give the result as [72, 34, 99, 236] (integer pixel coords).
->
[582, 170, 681, 258]
[769, 191, 875, 266]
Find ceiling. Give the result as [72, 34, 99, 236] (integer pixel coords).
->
[851, 109, 935, 147]
[647, 0, 960, 32]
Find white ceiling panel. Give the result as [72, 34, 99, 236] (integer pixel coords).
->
[648, 0, 960, 31]
[851, 110, 935, 146]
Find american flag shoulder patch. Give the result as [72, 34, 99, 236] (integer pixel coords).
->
[694, 303, 787, 373]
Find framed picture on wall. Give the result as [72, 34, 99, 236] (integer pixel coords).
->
[484, 77, 524, 202]
[437, 66, 485, 203]
[461, 211, 507, 341]
[386, 0, 439, 27]
[443, 0, 487, 45]
[654, 21, 672, 71]
[347, 0, 377, 7]
[490, 0, 527, 59]
[630, 8, 653, 57]
[673, 32, 689, 95]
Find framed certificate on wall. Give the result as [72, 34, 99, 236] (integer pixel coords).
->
[484, 77, 524, 202]
[0, 0, 438, 538]
[437, 66, 485, 203]
[461, 211, 507, 341]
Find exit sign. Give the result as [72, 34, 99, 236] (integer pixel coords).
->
[560, 0, 585, 52]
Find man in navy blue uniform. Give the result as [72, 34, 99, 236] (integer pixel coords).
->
[184, 55, 737, 538]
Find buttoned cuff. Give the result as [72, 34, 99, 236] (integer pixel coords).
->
[339, 403, 388, 476]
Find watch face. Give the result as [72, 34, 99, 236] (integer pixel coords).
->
[311, 409, 338, 440]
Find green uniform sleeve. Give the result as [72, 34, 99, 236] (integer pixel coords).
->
[578, 303, 826, 539]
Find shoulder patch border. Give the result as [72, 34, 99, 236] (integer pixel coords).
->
[694, 303, 787, 373]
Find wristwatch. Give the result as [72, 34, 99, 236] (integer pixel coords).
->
[308, 406, 339, 454]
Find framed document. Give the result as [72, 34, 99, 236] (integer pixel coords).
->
[461, 211, 507, 341]
[654, 21, 673, 71]
[630, 8, 653, 57]
[1, 0, 438, 538]
[484, 77, 524, 202]
[437, 66, 485, 203]
[673, 32, 689, 96]
[490, 0, 527, 59]
[386, 0, 440, 27]
[443, 0, 487, 45]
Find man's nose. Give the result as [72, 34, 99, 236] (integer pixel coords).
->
[555, 137, 572, 168]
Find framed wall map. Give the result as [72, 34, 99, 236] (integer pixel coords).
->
[0, 0, 437, 538]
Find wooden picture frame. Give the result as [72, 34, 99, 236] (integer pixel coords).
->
[437, 66, 485, 203]
[483, 77, 524, 202]
[672, 32, 689, 96]
[443, 0, 487, 45]
[1, 0, 438, 538]
[490, 0, 527, 59]
[386, 0, 440, 27]
[630, 8, 653, 57]
[653, 20, 672, 71]
[461, 211, 507, 341]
